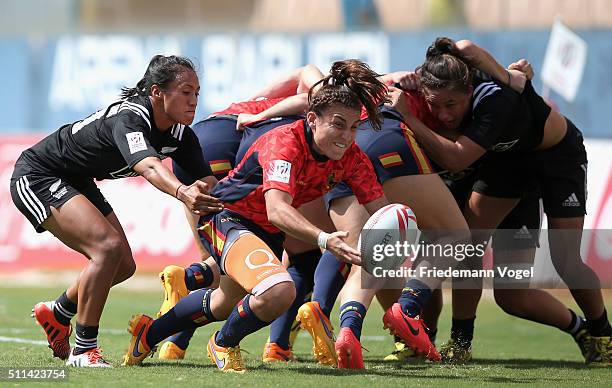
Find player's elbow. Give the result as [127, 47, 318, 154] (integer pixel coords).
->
[455, 39, 477, 56]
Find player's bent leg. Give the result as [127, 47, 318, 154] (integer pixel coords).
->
[333, 266, 380, 369]
[381, 176, 471, 362]
[209, 232, 294, 373]
[41, 197, 125, 367]
[265, 250, 318, 362]
[157, 258, 221, 359]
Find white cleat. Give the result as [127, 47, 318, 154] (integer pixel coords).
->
[66, 348, 112, 368]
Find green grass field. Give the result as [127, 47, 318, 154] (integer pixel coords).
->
[0, 286, 610, 387]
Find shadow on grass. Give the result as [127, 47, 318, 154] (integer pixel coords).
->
[471, 358, 588, 370]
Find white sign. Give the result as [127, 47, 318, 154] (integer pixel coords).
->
[541, 20, 587, 102]
[48, 36, 182, 111]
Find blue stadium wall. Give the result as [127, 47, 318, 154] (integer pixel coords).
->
[1, 30, 610, 137]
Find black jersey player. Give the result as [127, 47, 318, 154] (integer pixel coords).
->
[386, 37, 610, 366]
[10, 55, 222, 367]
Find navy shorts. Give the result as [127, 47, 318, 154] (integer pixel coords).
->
[10, 161, 113, 233]
[473, 119, 587, 218]
[198, 209, 284, 275]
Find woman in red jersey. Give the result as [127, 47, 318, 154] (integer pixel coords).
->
[122, 60, 392, 373]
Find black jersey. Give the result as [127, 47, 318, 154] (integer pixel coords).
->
[462, 73, 545, 153]
[19, 95, 212, 181]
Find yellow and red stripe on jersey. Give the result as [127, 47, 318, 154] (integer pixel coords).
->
[209, 159, 232, 175]
[198, 221, 226, 257]
[400, 123, 433, 174]
[378, 152, 403, 169]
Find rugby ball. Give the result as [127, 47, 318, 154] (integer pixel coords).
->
[359, 203, 419, 275]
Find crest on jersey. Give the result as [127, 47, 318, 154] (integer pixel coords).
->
[126, 132, 147, 154]
[267, 160, 292, 184]
[325, 170, 343, 191]
[490, 139, 519, 152]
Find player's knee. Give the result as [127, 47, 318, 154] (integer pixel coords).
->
[258, 281, 296, 318]
[91, 233, 125, 267]
[117, 255, 137, 282]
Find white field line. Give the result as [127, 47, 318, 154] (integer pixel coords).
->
[0, 336, 48, 345]
[0, 328, 389, 345]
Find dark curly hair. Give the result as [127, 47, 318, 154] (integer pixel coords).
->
[417, 37, 473, 93]
[308, 59, 388, 131]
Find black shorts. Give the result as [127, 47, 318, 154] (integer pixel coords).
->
[473, 119, 587, 218]
[10, 162, 112, 233]
[492, 190, 542, 251]
[444, 166, 541, 251]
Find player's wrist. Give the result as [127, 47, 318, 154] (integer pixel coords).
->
[317, 231, 330, 250]
[175, 184, 184, 199]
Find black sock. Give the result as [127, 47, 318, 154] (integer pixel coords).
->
[74, 323, 98, 355]
[53, 291, 77, 326]
[450, 317, 475, 346]
[563, 309, 586, 338]
[586, 308, 612, 337]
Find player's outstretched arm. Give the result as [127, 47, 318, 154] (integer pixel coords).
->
[248, 64, 324, 100]
[265, 189, 361, 265]
[456, 39, 530, 93]
[386, 86, 486, 172]
[236, 93, 309, 130]
[133, 156, 223, 215]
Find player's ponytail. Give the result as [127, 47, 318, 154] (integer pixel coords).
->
[120, 55, 197, 99]
[417, 37, 473, 93]
[308, 59, 387, 131]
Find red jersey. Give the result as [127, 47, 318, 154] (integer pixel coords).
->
[211, 120, 384, 233]
[211, 97, 285, 116]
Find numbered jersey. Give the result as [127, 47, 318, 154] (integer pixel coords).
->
[212, 119, 383, 233]
[19, 95, 211, 181]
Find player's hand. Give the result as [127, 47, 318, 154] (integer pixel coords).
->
[325, 230, 361, 265]
[391, 71, 420, 90]
[385, 86, 411, 120]
[506, 59, 533, 93]
[178, 180, 223, 215]
[508, 58, 534, 80]
[236, 113, 262, 131]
